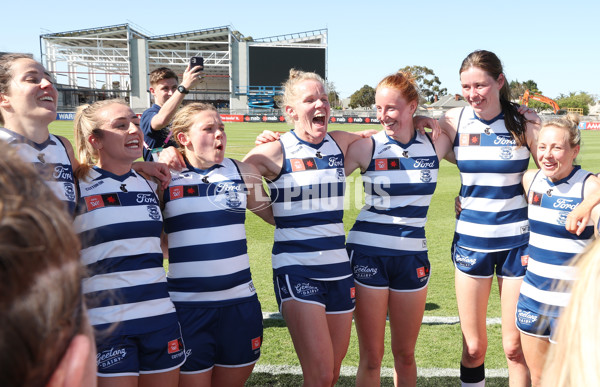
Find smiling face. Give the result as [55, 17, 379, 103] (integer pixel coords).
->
[177, 109, 226, 169]
[537, 125, 579, 182]
[91, 103, 143, 174]
[460, 66, 504, 121]
[286, 79, 330, 143]
[0, 58, 57, 129]
[375, 86, 417, 142]
[150, 78, 178, 106]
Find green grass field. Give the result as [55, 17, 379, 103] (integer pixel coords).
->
[50, 120, 600, 386]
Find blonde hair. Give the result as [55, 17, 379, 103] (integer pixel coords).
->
[0, 141, 86, 387]
[171, 102, 218, 160]
[281, 69, 328, 124]
[73, 99, 129, 179]
[541, 239, 600, 386]
[541, 113, 581, 148]
[376, 71, 420, 109]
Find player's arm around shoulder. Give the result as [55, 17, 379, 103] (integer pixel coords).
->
[345, 136, 373, 176]
[438, 108, 463, 163]
[57, 135, 79, 170]
[328, 130, 367, 157]
[439, 108, 461, 143]
[242, 141, 283, 182]
[234, 159, 274, 225]
[583, 175, 600, 236]
[524, 110, 541, 167]
[522, 169, 538, 193]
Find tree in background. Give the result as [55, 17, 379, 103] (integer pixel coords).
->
[349, 85, 375, 109]
[327, 81, 342, 110]
[510, 79, 541, 99]
[511, 79, 554, 112]
[399, 65, 447, 104]
[556, 92, 595, 116]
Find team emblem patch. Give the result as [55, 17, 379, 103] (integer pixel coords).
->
[147, 205, 161, 220]
[374, 158, 400, 171]
[169, 185, 199, 200]
[521, 255, 529, 267]
[460, 133, 481, 146]
[420, 169, 432, 183]
[84, 193, 121, 211]
[64, 183, 76, 202]
[529, 191, 543, 206]
[226, 190, 242, 208]
[167, 338, 183, 354]
[251, 337, 262, 350]
[291, 158, 318, 171]
[557, 211, 569, 225]
[499, 146, 513, 160]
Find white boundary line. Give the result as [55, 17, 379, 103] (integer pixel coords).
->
[262, 312, 502, 325]
[254, 364, 509, 378]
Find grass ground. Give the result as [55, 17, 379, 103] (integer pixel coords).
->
[50, 120, 600, 385]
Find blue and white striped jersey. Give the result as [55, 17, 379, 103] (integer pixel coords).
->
[268, 131, 351, 280]
[0, 128, 76, 215]
[75, 167, 178, 335]
[453, 107, 531, 251]
[347, 130, 438, 256]
[519, 166, 594, 316]
[163, 158, 257, 307]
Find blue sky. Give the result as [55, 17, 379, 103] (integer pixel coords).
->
[3, 0, 598, 100]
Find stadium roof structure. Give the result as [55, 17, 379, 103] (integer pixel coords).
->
[40, 23, 327, 111]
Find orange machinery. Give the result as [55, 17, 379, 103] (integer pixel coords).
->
[520, 89, 562, 114]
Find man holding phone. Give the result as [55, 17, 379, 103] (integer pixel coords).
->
[141, 59, 204, 161]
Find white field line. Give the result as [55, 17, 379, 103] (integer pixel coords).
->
[254, 364, 509, 378]
[262, 312, 502, 325]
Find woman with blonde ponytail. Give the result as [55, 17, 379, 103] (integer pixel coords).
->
[73, 99, 184, 387]
[515, 114, 600, 386]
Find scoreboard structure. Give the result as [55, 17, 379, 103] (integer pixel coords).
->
[40, 24, 327, 112]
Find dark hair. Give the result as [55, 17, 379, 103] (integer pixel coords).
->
[0, 53, 35, 126]
[460, 50, 528, 147]
[0, 141, 86, 387]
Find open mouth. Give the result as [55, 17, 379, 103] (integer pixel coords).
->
[216, 144, 224, 151]
[313, 113, 326, 125]
[125, 139, 139, 149]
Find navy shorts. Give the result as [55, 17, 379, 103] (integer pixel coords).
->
[348, 249, 430, 291]
[452, 244, 528, 278]
[176, 298, 263, 373]
[274, 273, 356, 314]
[515, 302, 558, 340]
[96, 322, 185, 376]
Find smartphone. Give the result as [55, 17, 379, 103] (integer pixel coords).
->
[190, 56, 204, 70]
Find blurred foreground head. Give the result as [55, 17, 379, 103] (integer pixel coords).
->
[0, 140, 96, 387]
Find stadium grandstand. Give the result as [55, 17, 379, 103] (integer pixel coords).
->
[40, 23, 327, 113]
